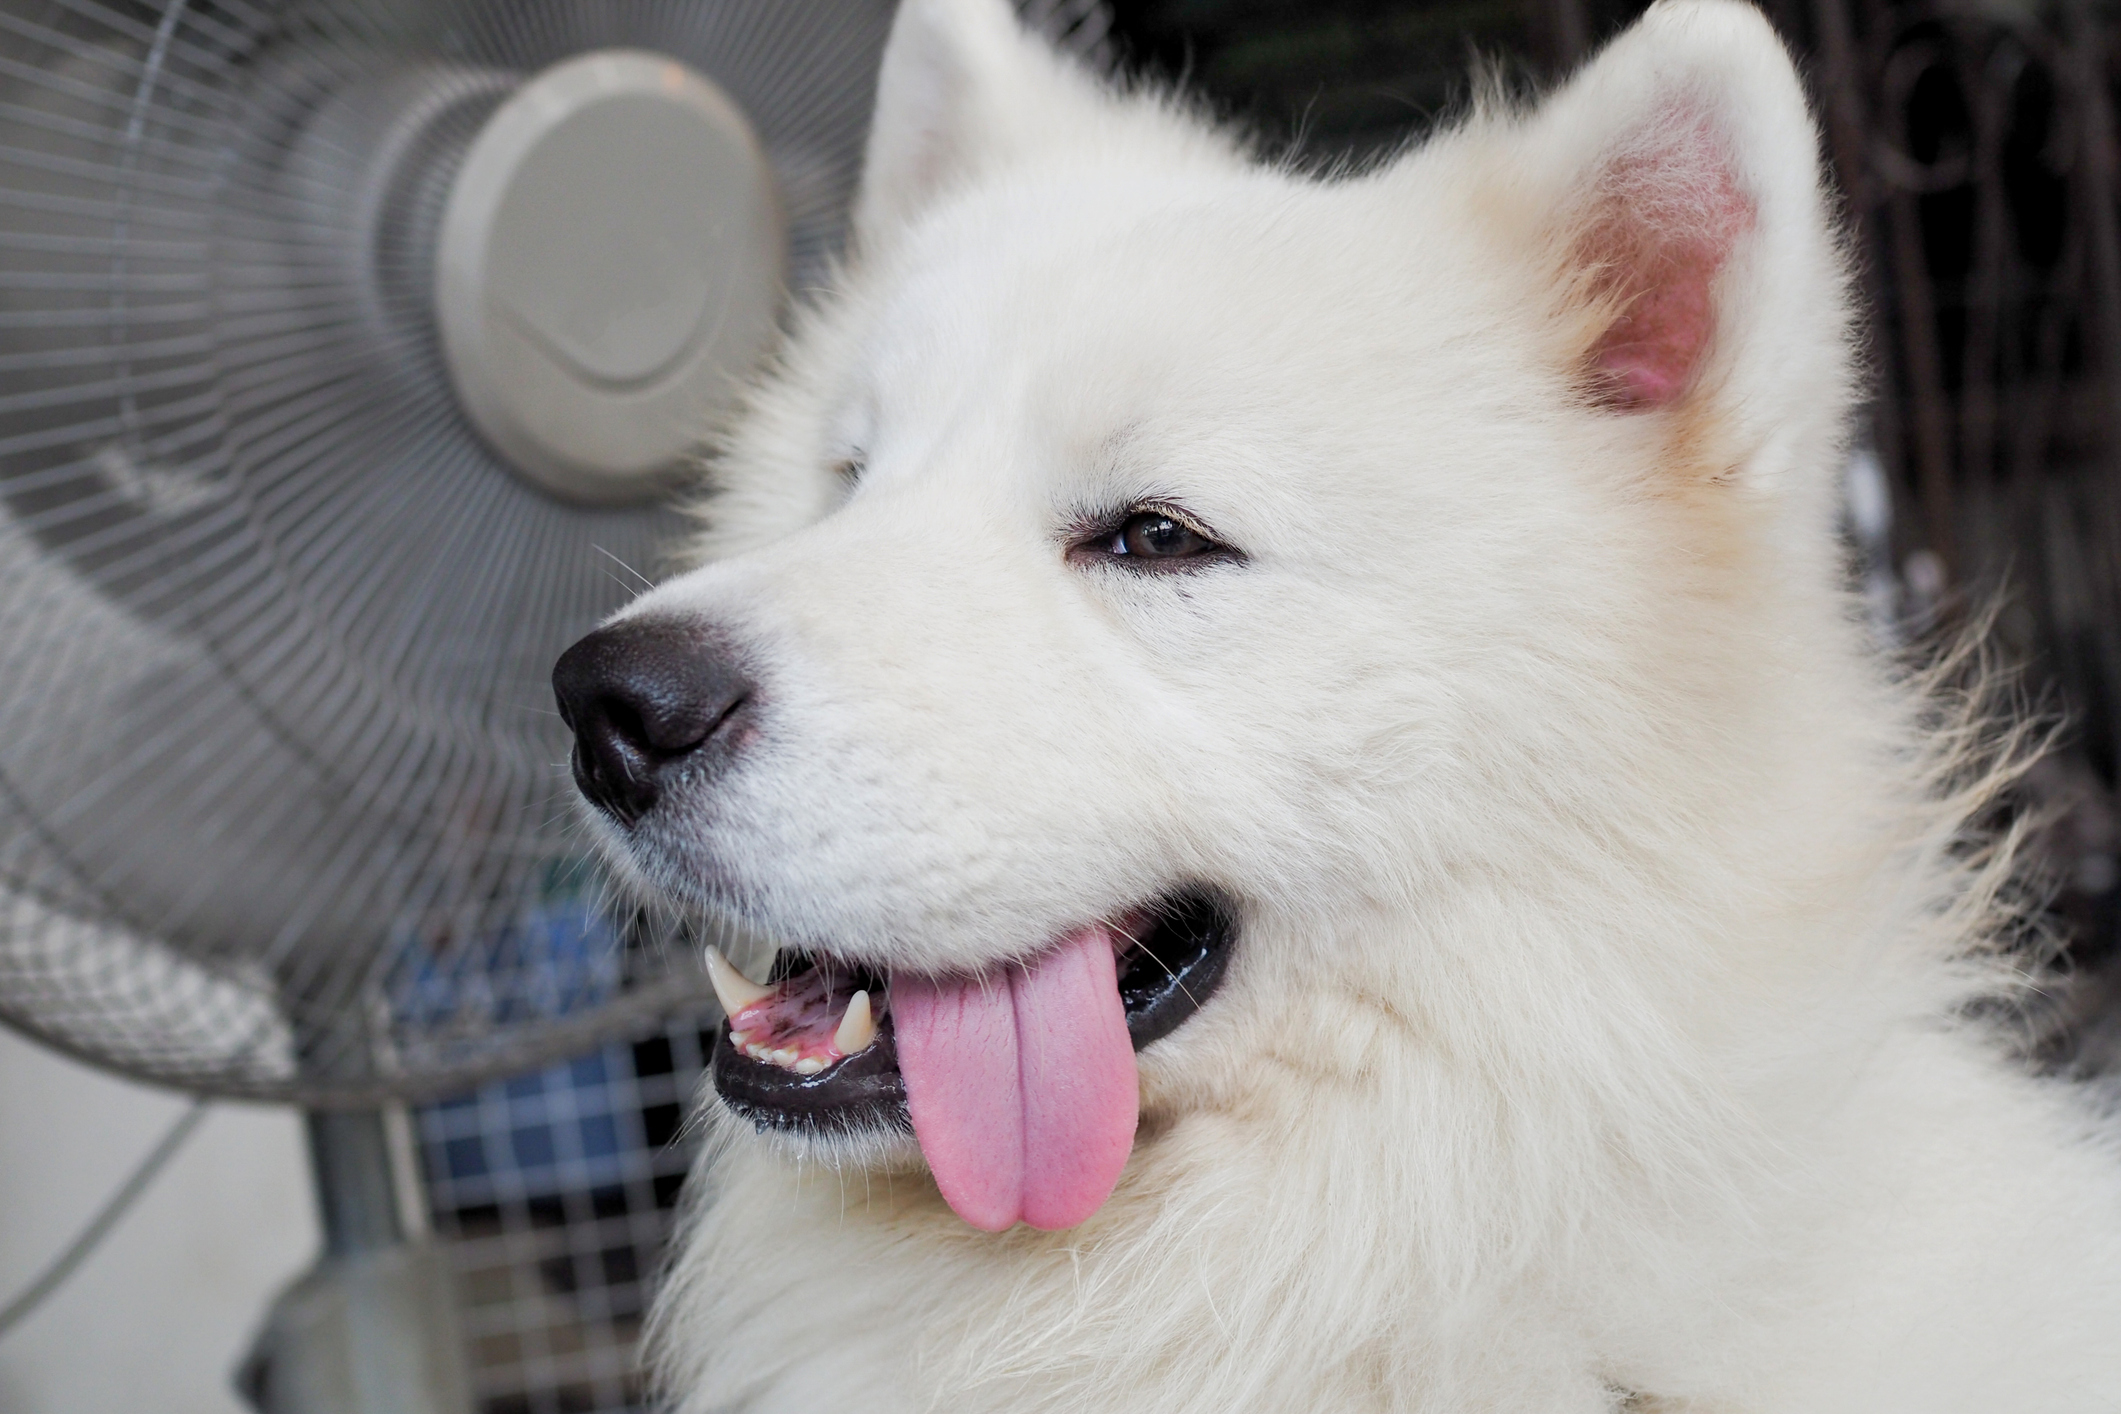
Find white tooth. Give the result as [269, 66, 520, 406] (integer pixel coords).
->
[793, 1057, 826, 1075]
[770, 1047, 798, 1066]
[834, 990, 877, 1055]
[706, 945, 771, 1017]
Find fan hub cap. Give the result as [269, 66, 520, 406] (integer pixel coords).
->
[435, 50, 786, 504]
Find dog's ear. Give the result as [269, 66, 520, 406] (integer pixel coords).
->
[1485, 0, 1851, 481]
[853, 0, 1104, 243]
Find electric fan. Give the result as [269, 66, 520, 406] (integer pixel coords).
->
[0, 0, 1109, 1409]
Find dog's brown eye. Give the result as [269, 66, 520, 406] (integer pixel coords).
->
[1069, 504, 1235, 573]
[1111, 512, 1213, 560]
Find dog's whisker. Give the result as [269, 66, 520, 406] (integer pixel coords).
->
[591, 542, 656, 591]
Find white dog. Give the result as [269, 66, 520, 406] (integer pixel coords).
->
[549, 0, 2121, 1407]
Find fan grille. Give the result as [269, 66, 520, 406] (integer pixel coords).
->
[0, 0, 898, 1105]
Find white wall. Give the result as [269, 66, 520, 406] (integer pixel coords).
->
[0, 1027, 317, 1414]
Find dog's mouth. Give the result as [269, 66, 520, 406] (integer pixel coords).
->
[709, 889, 1236, 1229]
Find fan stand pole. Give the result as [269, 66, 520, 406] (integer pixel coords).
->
[237, 1110, 475, 1414]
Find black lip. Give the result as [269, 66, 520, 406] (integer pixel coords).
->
[710, 889, 1236, 1138]
[712, 1012, 912, 1137]
[1115, 889, 1235, 1049]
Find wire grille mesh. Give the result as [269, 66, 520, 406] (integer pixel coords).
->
[417, 1015, 716, 1414]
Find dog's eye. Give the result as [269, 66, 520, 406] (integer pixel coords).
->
[1109, 512, 1214, 561]
[1069, 505, 1235, 573]
[832, 453, 865, 485]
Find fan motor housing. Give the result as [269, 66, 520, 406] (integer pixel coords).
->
[434, 50, 787, 505]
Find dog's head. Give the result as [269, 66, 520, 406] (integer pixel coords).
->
[554, 0, 1853, 1232]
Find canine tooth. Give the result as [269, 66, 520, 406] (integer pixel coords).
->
[834, 990, 877, 1055]
[706, 945, 771, 1017]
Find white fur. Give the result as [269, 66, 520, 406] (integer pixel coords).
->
[599, 1, 2121, 1407]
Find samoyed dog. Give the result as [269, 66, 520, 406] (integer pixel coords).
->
[551, 0, 2121, 1407]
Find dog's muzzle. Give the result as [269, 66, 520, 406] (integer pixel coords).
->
[552, 616, 751, 823]
[552, 617, 1244, 1230]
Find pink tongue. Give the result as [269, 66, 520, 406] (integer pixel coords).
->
[892, 925, 1139, 1231]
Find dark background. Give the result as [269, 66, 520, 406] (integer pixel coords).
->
[1100, 0, 1648, 152]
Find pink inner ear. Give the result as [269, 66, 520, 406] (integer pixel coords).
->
[1579, 113, 1756, 410]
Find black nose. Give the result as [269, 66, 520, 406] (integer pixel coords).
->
[552, 617, 752, 823]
